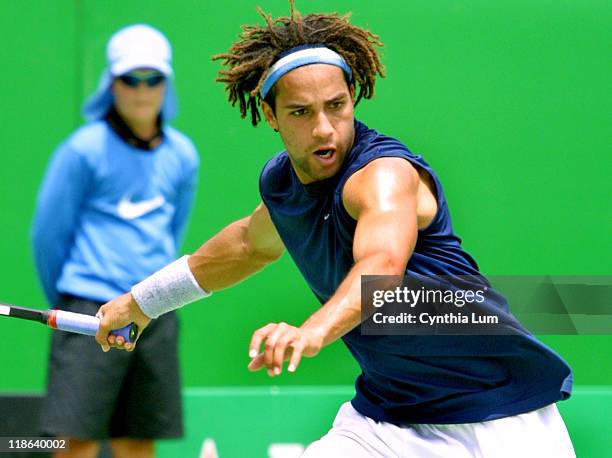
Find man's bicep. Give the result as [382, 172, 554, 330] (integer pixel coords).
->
[347, 158, 420, 271]
[246, 202, 285, 260]
[352, 203, 418, 273]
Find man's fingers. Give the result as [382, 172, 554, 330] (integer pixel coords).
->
[271, 334, 294, 375]
[264, 333, 280, 368]
[288, 340, 305, 373]
[249, 323, 317, 376]
[263, 322, 289, 369]
[94, 306, 109, 346]
[249, 323, 277, 358]
[96, 308, 110, 352]
[247, 353, 265, 372]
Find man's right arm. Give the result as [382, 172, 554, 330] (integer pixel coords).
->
[188, 202, 285, 291]
[96, 202, 284, 351]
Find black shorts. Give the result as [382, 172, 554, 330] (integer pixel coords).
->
[39, 295, 183, 440]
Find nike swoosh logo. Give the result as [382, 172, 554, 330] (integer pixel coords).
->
[117, 195, 166, 220]
[323, 213, 330, 220]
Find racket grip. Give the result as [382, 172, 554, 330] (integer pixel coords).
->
[48, 310, 139, 343]
[110, 323, 139, 343]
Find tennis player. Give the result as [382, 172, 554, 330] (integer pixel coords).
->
[96, 3, 575, 456]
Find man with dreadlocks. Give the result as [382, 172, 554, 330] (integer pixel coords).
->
[95, 2, 575, 456]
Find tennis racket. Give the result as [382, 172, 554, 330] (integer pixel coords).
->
[0, 302, 138, 343]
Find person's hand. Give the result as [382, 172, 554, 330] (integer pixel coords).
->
[95, 292, 151, 352]
[247, 322, 324, 376]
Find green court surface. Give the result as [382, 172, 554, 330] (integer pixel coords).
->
[156, 385, 611, 458]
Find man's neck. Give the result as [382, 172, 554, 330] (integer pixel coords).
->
[105, 106, 163, 150]
[128, 121, 157, 141]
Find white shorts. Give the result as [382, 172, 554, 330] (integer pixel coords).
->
[301, 402, 575, 458]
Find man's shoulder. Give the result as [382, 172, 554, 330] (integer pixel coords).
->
[65, 121, 109, 153]
[163, 126, 197, 151]
[348, 120, 428, 175]
[163, 126, 199, 163]
[262, 150, 289, 171]
[55, 121, 111, 164]
[259, 151, 291, 193]
[353, 120, 410, 156]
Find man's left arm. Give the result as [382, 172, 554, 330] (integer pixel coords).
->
[248, 157, 420, 376]
[171, 157, 199, 248]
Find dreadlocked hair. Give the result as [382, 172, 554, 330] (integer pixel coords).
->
[212, 0, 385, 126]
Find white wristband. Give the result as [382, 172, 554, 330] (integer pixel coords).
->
[131, 255, 210, 319]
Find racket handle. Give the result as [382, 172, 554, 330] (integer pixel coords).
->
[110, 322, 139, 343]
[48, 310, 139, 343]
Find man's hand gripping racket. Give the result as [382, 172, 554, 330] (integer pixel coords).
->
[95, 292, 151, 351]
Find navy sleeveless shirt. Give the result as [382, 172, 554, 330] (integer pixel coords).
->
[260, 120, 572, 424]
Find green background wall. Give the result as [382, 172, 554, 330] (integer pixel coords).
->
[0, 0, 609, 392]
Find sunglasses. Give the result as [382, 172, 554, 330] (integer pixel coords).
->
[118, 72, 165, 88]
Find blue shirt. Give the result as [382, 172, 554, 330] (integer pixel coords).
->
[32, 121, 199, 305]
[260, 120, 572, 424]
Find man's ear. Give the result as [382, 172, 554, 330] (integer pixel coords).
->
[260, 100, 279, 132]
[349, 83, 356, 104]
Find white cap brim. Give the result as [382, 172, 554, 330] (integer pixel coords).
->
[111, 56, 173, 77]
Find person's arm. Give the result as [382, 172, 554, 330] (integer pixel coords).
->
[95, 202, 285, 351]
[247, 157, 419, 376]
[31, 143, 89, 306]
[171, 157, 199, 248]
[188, 202, 286, 291]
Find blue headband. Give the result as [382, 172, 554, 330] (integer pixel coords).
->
[259, 45, 353, 99]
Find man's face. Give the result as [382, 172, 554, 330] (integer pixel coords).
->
[262, 64, 355, 184]
[112, 68, 165, 126]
